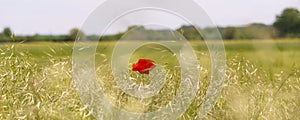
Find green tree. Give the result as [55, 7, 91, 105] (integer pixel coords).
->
[3, 27, 12, 37]
[273, 8, 300, 37]
[222, 27, 237, 40]
[176, 25, 202, 40]
[69, 28, 85, 41]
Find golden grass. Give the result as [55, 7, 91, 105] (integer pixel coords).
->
[0, 40, 299, 119]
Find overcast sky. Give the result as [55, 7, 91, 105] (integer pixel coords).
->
[0, 0, 299, 35]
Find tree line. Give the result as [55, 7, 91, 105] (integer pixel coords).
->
[1, 8, 299, 42]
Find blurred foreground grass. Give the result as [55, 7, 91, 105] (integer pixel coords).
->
[0, 39, 299, 119]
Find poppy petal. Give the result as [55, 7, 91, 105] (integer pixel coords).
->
[132, 59, 156, 74]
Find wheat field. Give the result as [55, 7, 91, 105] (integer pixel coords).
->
[0, 39, 299, 119]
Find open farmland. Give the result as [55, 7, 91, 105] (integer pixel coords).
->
[0, 39, 299, 119]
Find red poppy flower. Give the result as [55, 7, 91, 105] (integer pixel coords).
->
[132, 59, 156, 74]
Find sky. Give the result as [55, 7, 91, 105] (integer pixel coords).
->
[0, 0, 299, 35]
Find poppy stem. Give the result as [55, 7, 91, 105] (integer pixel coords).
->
[143, 74, 151, 86]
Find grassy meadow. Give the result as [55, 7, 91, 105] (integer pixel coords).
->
[0, 39, 300, 119]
